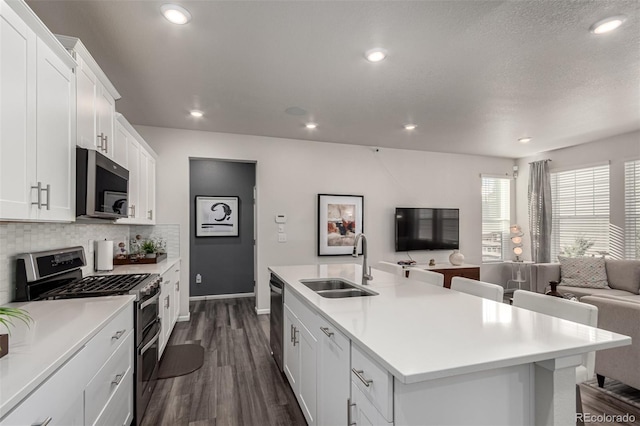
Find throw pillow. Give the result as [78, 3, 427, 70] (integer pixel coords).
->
[605, 260, 640, 294]
[559, 256, 609, 289]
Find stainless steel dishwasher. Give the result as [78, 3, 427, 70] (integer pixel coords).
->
[269, 273, 284, 372]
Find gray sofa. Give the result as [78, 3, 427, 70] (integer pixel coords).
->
[530, 259, 640, 300]
[531, 259, 640, 390]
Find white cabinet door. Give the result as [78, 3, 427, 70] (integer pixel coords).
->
[146, 156, 156, 223]
[124, 137, 140, 221]
[96, 85, 115, 159]
[283, 304, 300, 390]
[350, 381, 392, 426]
[75, 56, 98, 151]
[172, 263, 181, 323]
[138, 148, 149, 223]
[0, 1, 36, 220]
[113, 119, 130, 169]
[317, 320, 350, 426]
[298, 322, 317, 426]
[34, 37, 74, 221]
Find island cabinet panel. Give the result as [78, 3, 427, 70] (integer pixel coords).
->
[283, 304, 300, 389]
[317, 317, 350, 426]
[393, 363, 534, 426]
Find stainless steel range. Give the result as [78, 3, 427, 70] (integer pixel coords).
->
[15, 246, 162, 426]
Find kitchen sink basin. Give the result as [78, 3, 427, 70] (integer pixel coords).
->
[300, 278, 378, 298]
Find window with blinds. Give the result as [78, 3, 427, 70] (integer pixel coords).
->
[625, 160, 640, 259]
[482, 177, 511, 262]
[550, 164, 609, 261]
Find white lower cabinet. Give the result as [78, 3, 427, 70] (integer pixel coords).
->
[0, 303, 134, 426]
[350, 381, 393, 426]
[159, 260, 181, 359]
[317, 318, 350, 426]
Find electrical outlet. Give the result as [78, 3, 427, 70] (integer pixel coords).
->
[278, 233, 287, 243]
[88, 240, 94, 254]
[196, 273, 202, 284]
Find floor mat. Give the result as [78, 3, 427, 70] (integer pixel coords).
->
[157, 344, 204, 379]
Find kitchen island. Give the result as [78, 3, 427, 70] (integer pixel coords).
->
[269, 263, 631, 426]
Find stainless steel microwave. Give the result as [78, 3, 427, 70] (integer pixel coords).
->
[76, 147, 129, 219]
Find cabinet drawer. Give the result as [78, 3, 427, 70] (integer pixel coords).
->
[351, 344, 393, 422]
[83, 304, 133, 379]
[93, 364, 133, 426]
[85, 330, 134, 425]
[350, 381, 393, 426]
[0, 346, 88, 426]
[318, 317, 349, 352]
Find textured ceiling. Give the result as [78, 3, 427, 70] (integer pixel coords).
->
[27, 0, 640, 158]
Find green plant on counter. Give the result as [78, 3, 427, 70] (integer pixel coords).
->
[0, 307, 32, 351]
[141, 240, 156, 254]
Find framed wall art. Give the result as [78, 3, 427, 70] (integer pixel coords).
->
[195, 196, 239, 237]
[317, 194, 364, 256]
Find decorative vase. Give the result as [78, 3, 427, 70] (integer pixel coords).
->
[0, 334, 8, 359]
[545, 281, 563, 298]
[146, 253, 157, 259]
[449, 250, 464, 266]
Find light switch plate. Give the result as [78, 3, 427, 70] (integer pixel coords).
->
[278, 224, 285, 233]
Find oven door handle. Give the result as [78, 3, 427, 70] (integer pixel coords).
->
[140, 292, 160, 309]
[139, 328, 161, 355]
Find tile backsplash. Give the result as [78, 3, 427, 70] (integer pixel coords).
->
[0, 222, 180, 305]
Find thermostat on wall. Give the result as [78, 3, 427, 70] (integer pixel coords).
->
[275, 214, 287, 224]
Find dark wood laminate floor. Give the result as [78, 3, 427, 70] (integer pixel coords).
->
[141, 298, 306, 426]
[579, 382, 640, 426]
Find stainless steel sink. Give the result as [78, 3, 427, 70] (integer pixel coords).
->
[300, 278, 378, 298]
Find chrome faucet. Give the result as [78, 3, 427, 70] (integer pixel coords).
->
[352, 233, 373, 285]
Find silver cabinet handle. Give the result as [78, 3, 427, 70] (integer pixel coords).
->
[42, 184, 50, 210]
[165, 295, 170, 309]
[347, 398, 356, 426]
[293, 327, 299, 346]
[31, 182, 42, 208]
[104, 135, 108, 153]
[290, 324, 294, 343]
[129, 204, 136, 218]
[97, 133, 105, 151]
[36, 417, 52, 426]
[148, 209, 153, 220]
[175, 281, 179, 292]
[320, 326, 334, 337]
[112, 329, 126, 340]
[352, 368, 373, 387]
[111, 372, 124, 386]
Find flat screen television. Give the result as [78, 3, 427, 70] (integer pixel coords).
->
[395, 208, 459, 252]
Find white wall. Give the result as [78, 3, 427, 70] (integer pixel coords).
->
[515, 130, 640, 260]
[136, 125, 515, 313]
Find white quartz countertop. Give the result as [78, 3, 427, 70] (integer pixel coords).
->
[92, 257, 180, 276]
[269, 264, 631, 384]
[0, 295, 135, 418]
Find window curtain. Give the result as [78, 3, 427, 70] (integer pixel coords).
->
[528, 160, 552, 263]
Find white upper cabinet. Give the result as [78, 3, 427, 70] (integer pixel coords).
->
[56, 35, 122, 164]
[115, 113, 156, 225]
[0, 0, 76, 222]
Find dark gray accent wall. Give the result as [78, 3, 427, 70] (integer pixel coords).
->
[190, 159, 256, 296]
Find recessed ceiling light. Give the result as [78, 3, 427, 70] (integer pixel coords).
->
[590, 16, 626, 34]
[404, 124, 417, 130]
[518, 137, 532, 143]
[161, 4, 192, 25]
[305, 122, 318, 129]
[364, 48, 388, 63]
[190, 110, 203, 118]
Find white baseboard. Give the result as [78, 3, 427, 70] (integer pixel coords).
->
[189, 292, 255, 301]
[255, 307, 270, 315]
[177, 313, 190, 322]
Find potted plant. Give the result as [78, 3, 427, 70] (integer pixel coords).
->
[141, 240, 157, 258]
[0, 307, 32, 359]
